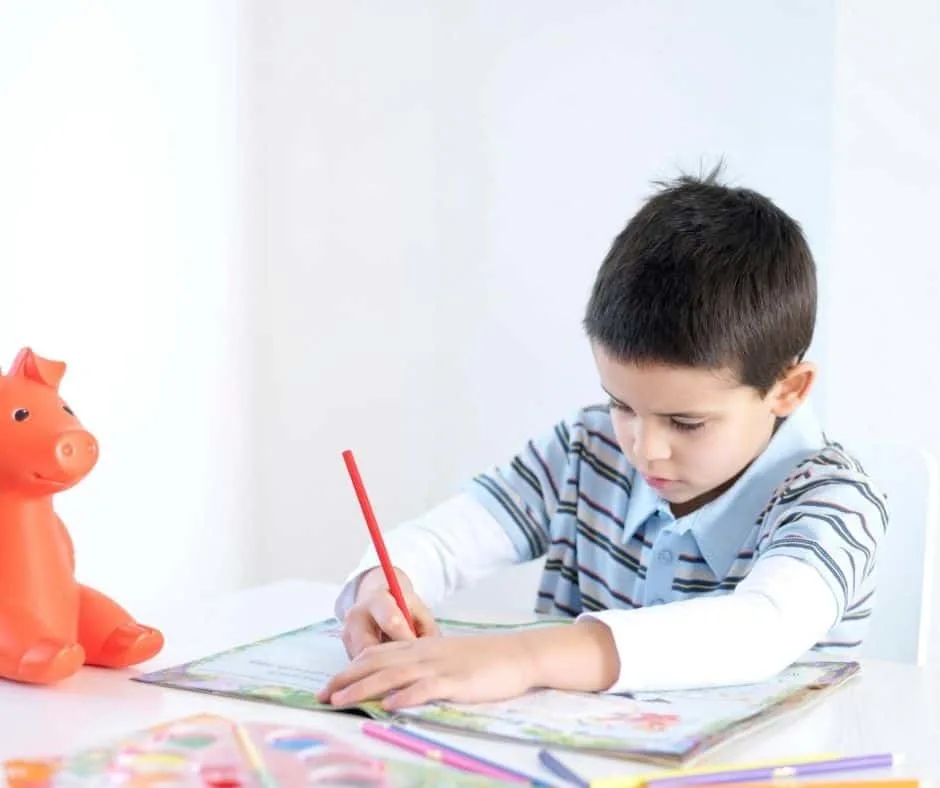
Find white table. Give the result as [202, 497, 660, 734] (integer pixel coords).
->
[1, 579, 938, 784]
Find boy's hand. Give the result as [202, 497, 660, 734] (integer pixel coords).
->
[340, 567, 440, 658]
[318, 632, 535, 710]
[317, 620, 620, 710]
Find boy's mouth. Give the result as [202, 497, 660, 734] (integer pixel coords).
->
[643, 475, 676, 491]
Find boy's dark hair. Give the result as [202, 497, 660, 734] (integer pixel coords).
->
[583, 166, 817, 394]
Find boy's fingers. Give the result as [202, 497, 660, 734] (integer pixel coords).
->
[383, 675, 453, 710]
[414, 606, 440, 637]
[341, 608, 382, 658]
[372, 595, 418, 642]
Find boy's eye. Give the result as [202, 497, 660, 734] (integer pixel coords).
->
[609, 399, 705, 432]
[671, 419, 705, 433]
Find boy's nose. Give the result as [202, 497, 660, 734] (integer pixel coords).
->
[633, 422, 670, 462]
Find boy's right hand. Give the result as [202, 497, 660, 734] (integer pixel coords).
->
[341, 567, 440, 658]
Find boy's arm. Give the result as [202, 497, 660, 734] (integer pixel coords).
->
[575, 463, 886, 692]
[571, 555, 836, 692]
[321, 555, 836, 706]
[334, 493, 518, 618]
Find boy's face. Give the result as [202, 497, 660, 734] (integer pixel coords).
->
[592, 343, 814, 516]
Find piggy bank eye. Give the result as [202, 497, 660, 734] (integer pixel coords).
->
[13, 408, 30, 422]
[63, 404, 75, 416]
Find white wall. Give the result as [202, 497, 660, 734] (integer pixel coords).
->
[825, 0, 940, 659]
[247, 1, 441, 585]
[249, 0, 837, 585]
[0, 1, 254, 618]
[9, 2, 936, 662]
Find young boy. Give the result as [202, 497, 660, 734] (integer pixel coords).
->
[317, 170, 887, 712]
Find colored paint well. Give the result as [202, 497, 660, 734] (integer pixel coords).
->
[165, 732, 217, 749]
[267, 730, 326, 753]
[200, 763, 244, 788]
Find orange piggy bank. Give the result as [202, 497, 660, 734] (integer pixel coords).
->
[0, 347, 163, 684]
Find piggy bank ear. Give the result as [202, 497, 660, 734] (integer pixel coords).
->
[8, 348, 67, 391]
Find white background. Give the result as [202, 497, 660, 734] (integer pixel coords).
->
[2, 1, 937, 654]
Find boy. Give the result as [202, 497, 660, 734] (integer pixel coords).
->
[317, 170, 887, 712]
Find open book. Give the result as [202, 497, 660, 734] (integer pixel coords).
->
[133, 618, 859, 766]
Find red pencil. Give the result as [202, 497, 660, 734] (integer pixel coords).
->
[341, 449, 417, 636]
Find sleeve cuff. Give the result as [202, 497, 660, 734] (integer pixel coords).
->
[333, 567, 376, 620]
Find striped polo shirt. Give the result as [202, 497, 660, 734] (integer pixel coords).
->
[465, 403, 888, 653]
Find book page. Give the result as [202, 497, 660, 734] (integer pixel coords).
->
[395, 661, 857, 758]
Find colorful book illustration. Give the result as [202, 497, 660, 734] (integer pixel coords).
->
[134, 619, 860, 765]
[1, 713, 516, 787]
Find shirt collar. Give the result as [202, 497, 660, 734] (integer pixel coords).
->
[623, 473, 670, 538]
[620, 403, 827, 578]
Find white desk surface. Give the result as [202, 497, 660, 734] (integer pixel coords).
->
[1, 578, 938, 784]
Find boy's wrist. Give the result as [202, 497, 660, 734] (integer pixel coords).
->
[519, 620, 620, 693]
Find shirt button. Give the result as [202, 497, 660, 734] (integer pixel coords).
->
[657, 549, 674, 563]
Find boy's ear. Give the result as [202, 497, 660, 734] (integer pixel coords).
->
[768, 361, 816, 417]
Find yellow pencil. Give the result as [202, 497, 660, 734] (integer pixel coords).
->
[590, 752, 843, 788]
[232, 721, 279, 788]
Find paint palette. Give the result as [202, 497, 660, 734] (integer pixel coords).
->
[2, 714, 513, 787]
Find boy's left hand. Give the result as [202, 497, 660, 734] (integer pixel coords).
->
[317, 632, 535, 711]
[317, 621, 620, 710]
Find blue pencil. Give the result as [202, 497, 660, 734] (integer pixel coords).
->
[538, 750, 590, 788]
[387, 724, 553, 787]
